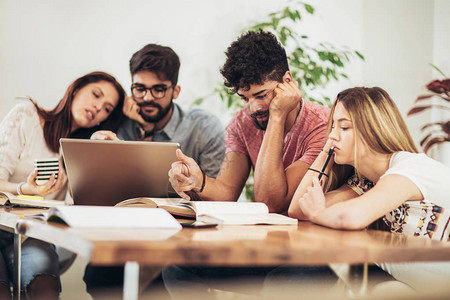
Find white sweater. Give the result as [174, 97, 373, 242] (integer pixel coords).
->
[0, 102, 66, 200]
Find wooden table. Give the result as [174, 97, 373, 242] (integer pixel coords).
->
[12, 216, 450, 299]
[0, 207, 44, 232]
[1, 203, 448, 299]
[14, 219, 450, 265]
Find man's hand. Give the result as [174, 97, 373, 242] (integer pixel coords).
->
[123, 96, 148, 126]
[21, 169, 67, 197]
[298, 177, 326, 220]
[168, 149, 204, 201]
[269, 81, 302, 119]
[90, 130, 119, 140]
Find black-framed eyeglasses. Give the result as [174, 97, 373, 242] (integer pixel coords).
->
[131, 84, 173, 100]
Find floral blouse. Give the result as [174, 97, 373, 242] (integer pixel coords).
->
[347, 173, 450, 242]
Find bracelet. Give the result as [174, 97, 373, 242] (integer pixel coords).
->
[307, 168, 329, 178]
[17, 182, 26, 195]
[198, 168, 206, 193]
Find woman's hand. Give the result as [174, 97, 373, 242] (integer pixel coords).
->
[298, 177, 327, 220]
[288, 138, 334, 219]
[90, 130, 119, 140]
[323, 138, 334, 154]
[21, 169, 67, 197]
[123, 96, 148, 127]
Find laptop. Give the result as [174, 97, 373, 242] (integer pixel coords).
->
[60, 138, 180, 206]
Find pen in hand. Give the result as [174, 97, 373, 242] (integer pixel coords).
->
[318, 146, 335, 181]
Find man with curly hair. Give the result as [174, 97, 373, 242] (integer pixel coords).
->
[163, 31, 335, 298]
[169, 30, 330, 214]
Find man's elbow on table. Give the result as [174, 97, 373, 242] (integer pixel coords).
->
[255, 193, 290, 214]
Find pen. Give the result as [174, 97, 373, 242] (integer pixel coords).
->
[318, 146, 335, 181]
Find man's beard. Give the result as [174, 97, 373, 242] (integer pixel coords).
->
[138, 100, 173, 123]
[250, 110, 269, 131]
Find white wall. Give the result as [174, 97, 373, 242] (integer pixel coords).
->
[1, 0, 448, 147]
[430, 0, 450, 164]
[0, 0, 283, 124]
[361, 0, 435, 144]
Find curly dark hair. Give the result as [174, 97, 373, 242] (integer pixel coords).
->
[220, 31, 289, 93]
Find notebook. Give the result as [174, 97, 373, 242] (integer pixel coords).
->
[60, 138, 180, 206]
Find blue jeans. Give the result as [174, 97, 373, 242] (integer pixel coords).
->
[0, 230, 61, 294]
[162, 265, 337, 299]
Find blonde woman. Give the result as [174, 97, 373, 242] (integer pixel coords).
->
[289, 87, 450, 291]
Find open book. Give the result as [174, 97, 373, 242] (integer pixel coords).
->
[115, 198, 298, 226]
[0, 191, 65, 209]
[40, 205, 182, 229]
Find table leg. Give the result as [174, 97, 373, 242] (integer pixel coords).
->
[359, 262, 368, 296]
[123, 261, 140, 300]
[13, 233, 22, 300]
[347, 263, 369, 297]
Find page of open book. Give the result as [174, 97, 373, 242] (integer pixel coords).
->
[48, 206, 182, 229]
[198, 213, 298, 226]
[191, 201, 269, 216]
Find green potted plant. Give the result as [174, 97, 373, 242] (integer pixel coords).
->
[407, 65, 450, 154]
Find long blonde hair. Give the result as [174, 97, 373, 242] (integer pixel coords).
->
[324, 87, 419, 192]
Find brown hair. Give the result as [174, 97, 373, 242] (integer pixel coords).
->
[129, 44, 180, 86]
[29, 71, 125, 153]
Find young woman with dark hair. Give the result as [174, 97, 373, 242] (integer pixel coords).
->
[0, 71, 125, 299]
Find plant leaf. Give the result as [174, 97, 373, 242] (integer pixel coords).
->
[442, 120, 450, 135]
[191, 97, 205, 107]
[272, 17, 279, 30]
[419, 133, 433, 146]
[407, 106, 432, 115]
[355, 50, 365, 60]
[429, 63, 447, 78]
[421, 122, 445, 131]
[415, 94, 434, 102]
[422, 136, 449, 154]
[304, 4, 314, 14]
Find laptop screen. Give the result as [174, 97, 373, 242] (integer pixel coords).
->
[60, 138, 180, 206]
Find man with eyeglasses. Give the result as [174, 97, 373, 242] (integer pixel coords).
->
[92, 43, 224, 179]
[85, 43, 225, 296]
[163, 30, 335, 299]
[119, 44, 225, 177]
